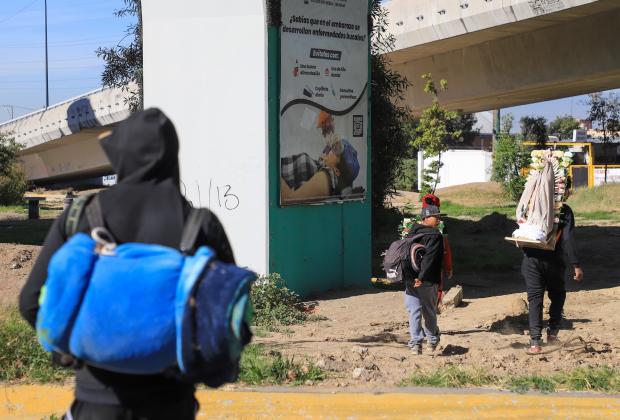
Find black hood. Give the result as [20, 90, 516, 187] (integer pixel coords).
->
[101, 108, 180, 185]
[410, 223, 440, 235]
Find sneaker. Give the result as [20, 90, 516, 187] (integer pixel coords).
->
[527, 339, 543, 355]
[546, 327, 559, 343]
[425, 343, 438, 355]
[410, 343, 422, 355]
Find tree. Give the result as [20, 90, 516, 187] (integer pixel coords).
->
[96, 0, 143, 112]
[412, 74, 463, 196]
[585, 92, 620, 183]
[520, 115, 548, 147]
[369, 0, 414, 209]
[548, 115, 580, 140]
[447, 112, 479, 145]
[393, 158, 417, 192]
[393, 126, 418, 192]
[492, 114, 530, 201]
[0, 132, 27, 205]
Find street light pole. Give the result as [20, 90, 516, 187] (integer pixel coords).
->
[0, 105, 14, 120]
[45, 0, 49, 108]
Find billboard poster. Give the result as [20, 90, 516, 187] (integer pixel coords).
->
[279, 0, 369, 205]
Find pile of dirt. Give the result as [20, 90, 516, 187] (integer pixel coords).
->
[389, 191, 419, 211]
[467, 212, 515, 235]
[0, 245, 40, 307]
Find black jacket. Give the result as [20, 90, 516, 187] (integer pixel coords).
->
[405, 223, 444, 293]
[19, 109, 235, 407]
[522, 204, 580, 267]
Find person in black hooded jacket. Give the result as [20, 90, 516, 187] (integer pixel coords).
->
[19, 109, 235, 420]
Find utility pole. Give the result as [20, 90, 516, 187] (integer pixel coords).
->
[137, 0, 144, 111]
[492, 109, 501, 153]
[1, 105, 37, 122]
[45, 0, 49, 108]
[0, 105, 14, 120]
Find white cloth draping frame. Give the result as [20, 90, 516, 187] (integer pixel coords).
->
[516, 160, 555, 239]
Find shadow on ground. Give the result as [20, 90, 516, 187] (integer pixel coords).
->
[488, 313, 592, 336]
[0, 219, 54, 245]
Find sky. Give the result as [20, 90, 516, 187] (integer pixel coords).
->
[0, 0, 132, 123]
[0, 0, 617, 128]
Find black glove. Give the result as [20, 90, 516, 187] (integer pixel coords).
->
[51, 352, 83, 369]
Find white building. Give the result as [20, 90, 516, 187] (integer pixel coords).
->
[420, 111, 494, 189]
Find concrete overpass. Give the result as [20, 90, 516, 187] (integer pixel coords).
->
[386, 0, 620, 113]
[4, 1, 620, 185]
[0, 86, 132, 184]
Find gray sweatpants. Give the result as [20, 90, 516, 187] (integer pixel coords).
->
[404, 283, 440, 346]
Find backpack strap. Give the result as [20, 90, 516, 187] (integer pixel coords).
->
[85, 195, 105, 229]
[180, 208, 210, 254]
[64, 193, 96, 237]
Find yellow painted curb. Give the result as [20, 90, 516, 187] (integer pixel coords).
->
[1, 386, 619, 419]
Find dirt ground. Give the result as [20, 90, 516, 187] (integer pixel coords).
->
[257, 280, 620, 388]
[0, 190, 69, 307]
[254, 211, 620, 388]
[1, 185, 619, 389]
[0, 244, 40, 308]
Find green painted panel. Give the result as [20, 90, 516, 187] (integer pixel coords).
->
[342, 201, 371, 288]
[269, 205, 345, 295]
[267, 20, 371, 297]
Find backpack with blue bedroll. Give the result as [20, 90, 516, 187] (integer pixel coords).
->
[382, 232, 440, 284]
[36, 194, 255, 387]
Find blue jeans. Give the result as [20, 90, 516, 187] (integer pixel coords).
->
[405, 284, 440, 346]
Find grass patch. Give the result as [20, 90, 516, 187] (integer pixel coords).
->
[239, 344, 325, 386]
[0, 205, 27, 214]
[400, 366, 497, 388]
[0, 204, 61, 218]
[251, 326, 269, 338]
[0, 309, 70, 383]
[576, 211, 620, 221]
[555, 366, 620, 392]
[251, 273, 313, 330]
[400, 366, 620, 394]
[436, 183, 512, 208]
[568, 184, 620, 215]
[507, 375, 556, 394]
[440, 201, 515, 219]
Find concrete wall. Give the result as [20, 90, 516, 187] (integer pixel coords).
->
[424, 149, 493, 189]
[143, 1, 270, 274]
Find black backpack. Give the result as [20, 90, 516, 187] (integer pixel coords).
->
[382, 232, 439, 283]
